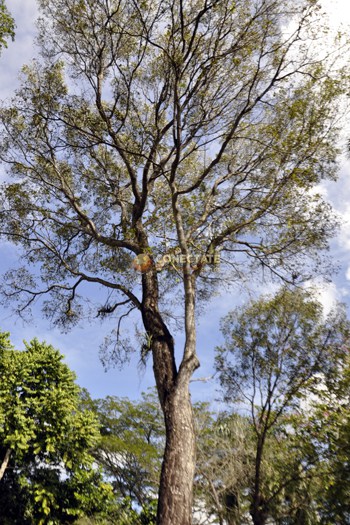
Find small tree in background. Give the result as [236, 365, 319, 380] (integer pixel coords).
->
[215, 288, 350, 525]
[303, 355, 350, 525]
[194, 409, 255, 525]
[83, 389, 164, 509]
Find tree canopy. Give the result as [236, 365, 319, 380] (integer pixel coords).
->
[0, 0, 347, 324]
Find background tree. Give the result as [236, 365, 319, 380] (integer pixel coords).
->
[0, 1, 349, 523]
[0, 0, 14, 53]
[215, 288, 350, 525]
[194, 409, 255, 525]
[83, 389, 164, 509]
[0, 332, 114, 524]
[299, 355, 350, 525]
[52, 374, 350, 525]
[84, 389, 234, 524]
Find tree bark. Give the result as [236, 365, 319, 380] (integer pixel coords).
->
[140, 262, 198, 525]
[0, 448, 11, 481]
[157, 384, 197, 525]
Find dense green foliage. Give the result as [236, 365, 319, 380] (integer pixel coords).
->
[0, 333, 114, 524]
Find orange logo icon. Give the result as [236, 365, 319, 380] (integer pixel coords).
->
[132, 254, 152, 273]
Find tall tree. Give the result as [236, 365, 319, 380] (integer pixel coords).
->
[0, 332, 114, 524]
[0, 1, 349, 523]
[215, 288, 350, 525]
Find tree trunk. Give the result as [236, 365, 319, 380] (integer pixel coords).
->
[140, 264, 198, 525]
[251, 435, 268, 525]
[0, 448, 11, 481]
[251, 502, 268, 525]
[157, 384, 196, 525]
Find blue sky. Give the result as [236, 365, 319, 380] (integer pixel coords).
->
[0, 0, 350, 404]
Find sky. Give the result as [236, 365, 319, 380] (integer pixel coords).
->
[0, 0, 350, 403]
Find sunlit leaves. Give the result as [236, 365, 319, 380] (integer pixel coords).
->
[0, 0, 14, 52]
[0, 332, 112, 523]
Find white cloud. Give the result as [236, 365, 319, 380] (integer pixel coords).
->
[346, 267, 350, 281]
[338, 210, 350, 252]
[322, 0, 350, 29]
[304, 280, 339, 316]
[317, 282, 339, 315]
